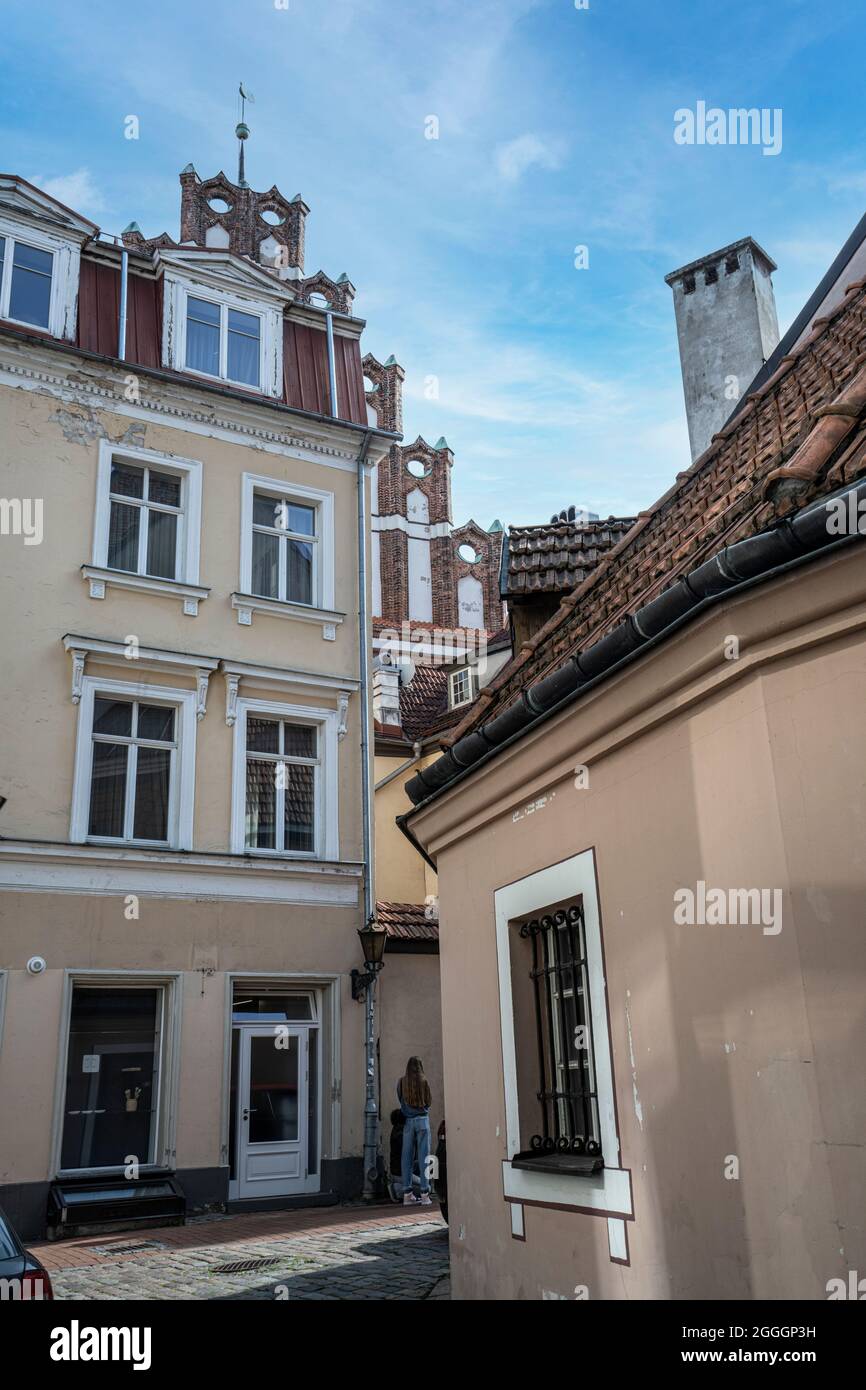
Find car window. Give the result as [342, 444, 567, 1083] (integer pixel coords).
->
[0, 1213, 20, 1258]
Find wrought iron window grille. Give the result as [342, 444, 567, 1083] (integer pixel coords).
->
[512, 902, 604, 1176]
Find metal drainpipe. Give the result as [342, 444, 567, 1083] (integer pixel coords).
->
[325, 309, 338, 420]
[118, 246, 129, 360]
[354, 427, 379, 1200]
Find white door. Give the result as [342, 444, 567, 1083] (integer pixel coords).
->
[237, 1027, 308, 1198]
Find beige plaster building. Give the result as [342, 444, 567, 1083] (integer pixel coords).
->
[0, 166, 397, 1238]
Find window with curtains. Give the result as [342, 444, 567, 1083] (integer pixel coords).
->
[105, 458, 184, 580]
[250, 491, 316, 606]
[185, 293, 261, 388]
[87, 697, 177, 845]
[244, 715, 318, 855]
[0, 232, 53, 329]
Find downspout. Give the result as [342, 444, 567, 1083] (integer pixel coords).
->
[374, 741, 423, 792]
[118, 246, 129, 360]
[325, 309, 339, 420]
[354, 426, 379, 1200]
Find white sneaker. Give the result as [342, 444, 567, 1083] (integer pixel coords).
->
[403, 1192, 419, 1205]
[420, 1193, 432, 1206]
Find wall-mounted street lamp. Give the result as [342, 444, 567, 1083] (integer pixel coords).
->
[351, 921, 388, 1001]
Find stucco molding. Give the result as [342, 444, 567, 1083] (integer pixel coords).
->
[0, 840, 362, 905]
[0, 347, 392, 475]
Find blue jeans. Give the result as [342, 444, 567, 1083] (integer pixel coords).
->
[401, 1114, 431, 1194]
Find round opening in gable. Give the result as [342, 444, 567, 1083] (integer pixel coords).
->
[208, 197, 232, 214]
[363, 376, 376, 393]
[458, 543, 480, 564]
[406, 459, 429, 479]
[308, 292, 331, 309]
[260, 209, 284, 226]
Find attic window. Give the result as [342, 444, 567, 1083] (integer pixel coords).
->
[0, 234, 53, 330]
[682, 274, 696, 295]
[704, 266, 718, 286]
[185, 294, 261, 389]
[448, 666, 479, 709]
[725, 254, 739, 274]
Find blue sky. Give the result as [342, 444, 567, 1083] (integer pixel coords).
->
[2, 0, 866, 530]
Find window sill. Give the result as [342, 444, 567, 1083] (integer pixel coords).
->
[231, 591, 345, 640]
[82, 565, 211, 616]
[511, 1149, 604, 1178]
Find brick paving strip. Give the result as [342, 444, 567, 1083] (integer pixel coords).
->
[30, 1203, 450, 1302]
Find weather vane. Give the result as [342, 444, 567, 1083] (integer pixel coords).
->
[236, 82, 255, 188]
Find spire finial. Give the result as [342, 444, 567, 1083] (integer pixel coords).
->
[236, 82, 255, 187]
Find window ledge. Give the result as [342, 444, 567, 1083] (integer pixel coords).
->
[511, 1149, 604, 1178]
[231, 591, 345, 640]
[82, 565, 211, 616]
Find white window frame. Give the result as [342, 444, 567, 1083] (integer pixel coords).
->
[239, 472, 335, 612]
[92, 441, 203, 587]
[448, 665, 479, 710]
[70, 675, 198, 850]
[495, 848, 633, 1223]
[51, 970, 182, 1179]
[184, 292, 263, 390]
[163, 270, 282, 397]
[0, 213, 81, 339]
[231, 697, 339, 861]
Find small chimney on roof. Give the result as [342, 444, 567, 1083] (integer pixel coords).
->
[665, 237, 780, 461]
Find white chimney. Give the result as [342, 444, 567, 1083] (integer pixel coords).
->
[666, 237, 780, 461]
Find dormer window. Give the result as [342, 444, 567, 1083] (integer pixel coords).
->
[0, 233, 53, 330]
[449, 666, 479, 710]
[185, 294, 261, 388]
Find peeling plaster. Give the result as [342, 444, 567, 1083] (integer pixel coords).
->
[624, 988, 644, 1131]
[50, 403, 147, 451]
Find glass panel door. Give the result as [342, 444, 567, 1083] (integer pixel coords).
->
[237, 1027, 308, 1198]
[60, 987, 162, 1171]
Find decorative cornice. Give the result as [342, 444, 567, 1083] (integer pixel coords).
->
[0, 346, 391, 473]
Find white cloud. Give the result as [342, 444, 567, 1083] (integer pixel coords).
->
[495, 134, 563, 183]
[36, 168, 103, 215]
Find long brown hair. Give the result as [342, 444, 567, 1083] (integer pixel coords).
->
[400, 1056, 431, 1109]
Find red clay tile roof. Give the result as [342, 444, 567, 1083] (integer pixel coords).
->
[445, 273, 866, 744]
[376, 901, 439, 941]
[398, 665, 450, 741]
[505, 517, 637, 597]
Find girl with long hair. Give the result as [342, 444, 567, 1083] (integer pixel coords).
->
[397, 1056, 433, 1206]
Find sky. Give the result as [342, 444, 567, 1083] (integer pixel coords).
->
[2, 0, 866, 531]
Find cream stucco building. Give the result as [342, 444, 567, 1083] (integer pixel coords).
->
[0, 167, 397, 1239]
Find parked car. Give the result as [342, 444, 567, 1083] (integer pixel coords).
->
[434, 1119, 448, 1222]
[0, 1207, 53, 1301]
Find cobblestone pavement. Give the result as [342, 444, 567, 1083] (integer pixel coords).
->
[34, 1205, 450, 1302]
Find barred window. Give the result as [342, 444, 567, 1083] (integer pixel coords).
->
[513, 900, 603, 1175]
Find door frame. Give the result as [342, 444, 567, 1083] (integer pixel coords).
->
[235, 1024, 310, 1199]
[224, 975, 337, 1201]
